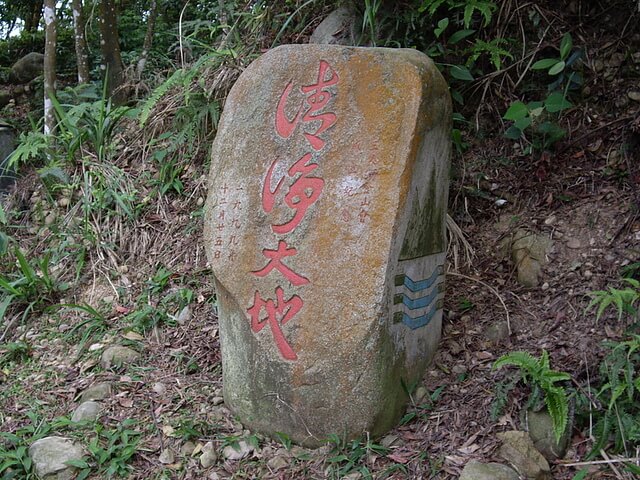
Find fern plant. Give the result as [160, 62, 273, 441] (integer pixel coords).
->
[494, 350, 572, 443]
[588, 335, 640, 458]
[586, 278, 640, 322]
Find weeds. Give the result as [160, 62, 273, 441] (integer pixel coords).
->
[494, 350, 572, 443]
[326, 434, 389, 479]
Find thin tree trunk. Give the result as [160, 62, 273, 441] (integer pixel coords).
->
[25, 1, 44, 33]
[72, 0, 90, 84]
[43, 0, 57, 135]
[99, 0, 126, 104]
[135, 0, 158, 80]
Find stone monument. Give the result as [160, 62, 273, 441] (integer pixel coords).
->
[204, 44, 451, 445]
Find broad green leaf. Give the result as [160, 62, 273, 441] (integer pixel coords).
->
[548, 60, 566, 75]
[531, 58, 559, 70]
[504, 126, 522, 139]
[0, 202, 6, 224]
[503, 101, 528, 121]
[545, 93, 573, 112]
[449, 29, 475, 44]
[450, 65, 474, 81]
[514, 117, 532, 130]
[560, 33, 573, 60]
[572, 468, 589, 480]
[529, 107, 545, 118]
[434, 18, 449, 38]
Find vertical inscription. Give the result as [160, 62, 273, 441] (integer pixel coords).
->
[246, 61, 339, 360]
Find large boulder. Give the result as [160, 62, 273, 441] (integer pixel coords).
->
[0, 123, 16, 194]
[9, 52, 44, 84]
[204, 44, 451, 445]
[309, 7, 359, 45]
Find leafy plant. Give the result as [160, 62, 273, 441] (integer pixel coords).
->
[0, 248, 60, 324]
[326, 434, 389, 479]
[586, 278, 640, 322]
[494, 350, 572, 443]
[587, 335, 640, 458]
[74, 419, 141, 479]
[503, 93, 572, 151]
[0, 412, 76, 479]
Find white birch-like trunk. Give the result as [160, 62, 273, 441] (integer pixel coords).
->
[43, 0, 57, 135]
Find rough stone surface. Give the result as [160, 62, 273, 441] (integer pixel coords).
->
[0, 91, 11, 109]
[100, 345, 139, 368]
[497, 430, 552, 480]
[222, 440, 253, 461]
[0, 124, 16, 194]
[71, 400, 102, 422]
[507, 229, 551, 287]
[460, 460, 520, 480]
[525, 408, 571, 461]
[9, 52, 45, 83]
[29, 436, 84, 480]
[79, 381, 112, 402]
[204, 45, 451, 445]
[309, 7, 359, 46]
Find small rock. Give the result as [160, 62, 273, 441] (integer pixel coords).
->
[460, 460, 520, 480]
[526, 409, 571, 461]
[497, 430, 551, 480]
[44, 212, 56, 226]
[628, 91, 640, 102]
[177, 305, 191, 325]
[100, 345, 140, 369]
[566, 238, 581, 249]
[152, 382, 166, 395]
[212, 396, 224, 406]
[200, 442, 218, 467]
[485, 320, 510, 342]
[541, 282, 549, 290]
[80, 382, 112, 402]
[180, 441, 196, 457]
[57, 197, 70, 207]
[413, 385, 428, 404]
[583, 270, 593, 279]
[102, 295, 115, 304]
[267, 453, 289, 470]
[543, 215, 556, 226]
[88, 342, 104, 351]
[159, 448, 175, 464]
[29, 436, 84, 480]
[222, 440, 253, 461]
[197, 197, 204, 207]
[72, 401, 102, 422]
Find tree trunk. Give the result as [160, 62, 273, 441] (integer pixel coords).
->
[135, 0, 158, 80]
[43, 0, 57, 135]
[72, 0, 90, 84]
[99, 0, 126, 104]
[24, 1, 44, 34]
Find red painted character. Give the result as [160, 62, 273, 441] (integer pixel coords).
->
[252, 240, 309, 286]
[262, 153, 324, 234]
[247, 287, 302, 360]
[275, 60, 339, 151]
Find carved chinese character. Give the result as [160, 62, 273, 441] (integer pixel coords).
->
[275, 60, 339, 151]
[247, 287, 302, 360]
[252, 240, 309, 286]
[262, 153, 324, 234]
